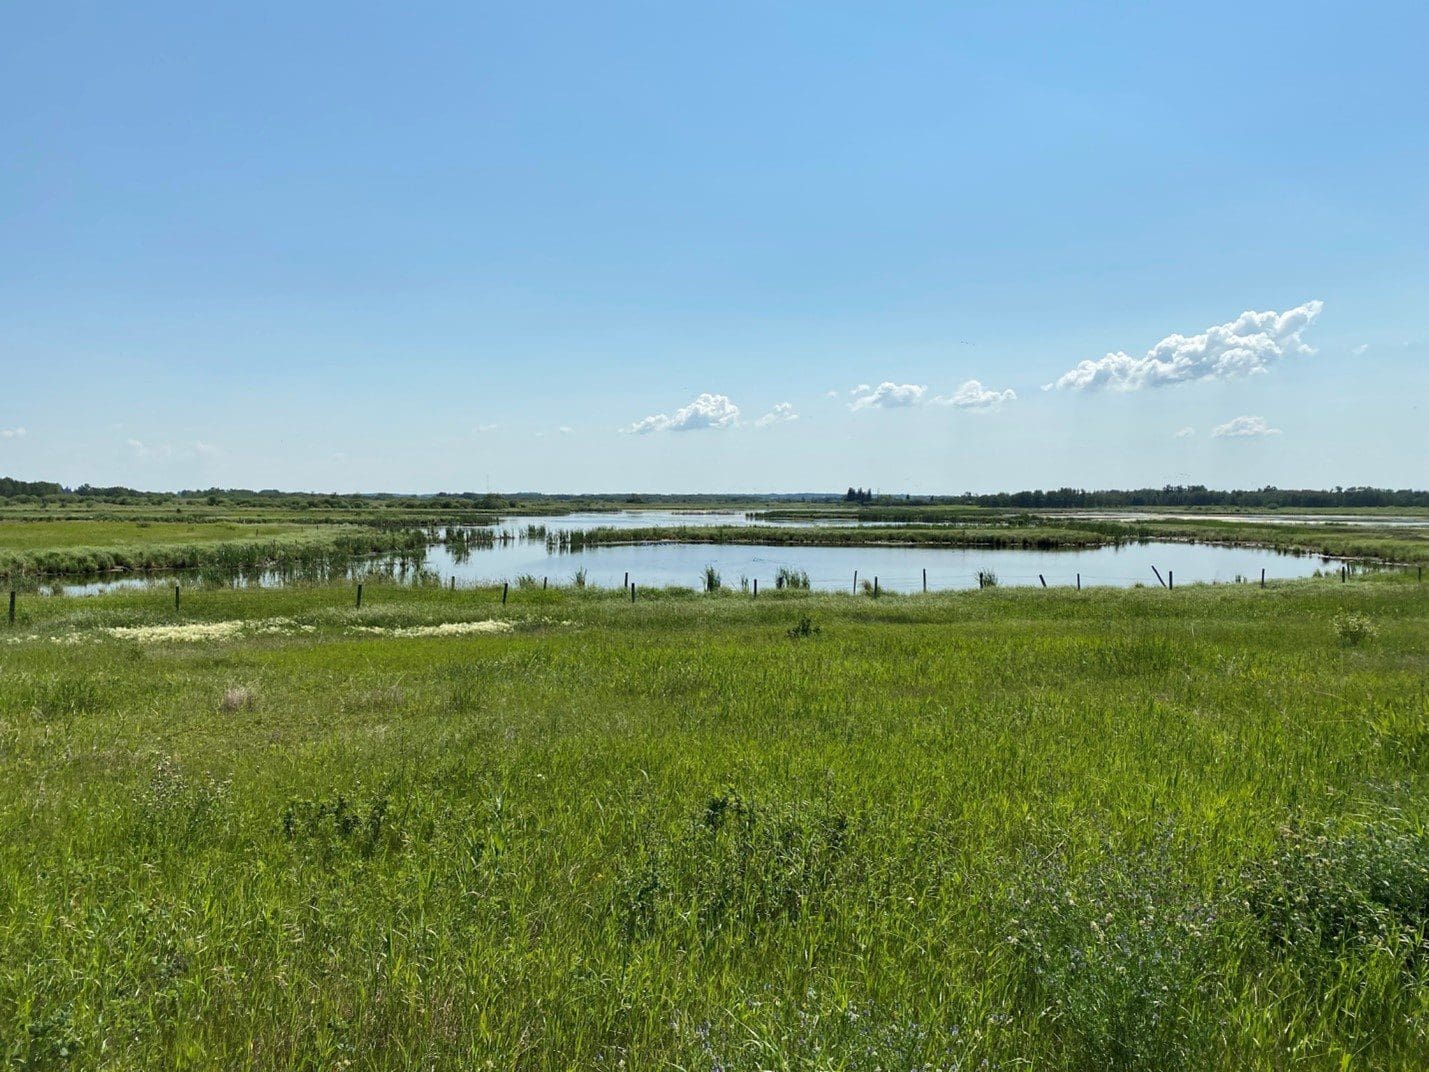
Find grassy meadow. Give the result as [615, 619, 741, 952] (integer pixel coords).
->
[2, 575, 1427, 1069]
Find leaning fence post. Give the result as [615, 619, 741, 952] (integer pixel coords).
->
[502, 582, 509, 605]
[852, 569, 858, 594]
[1151, 565, 1167, 589]
[1038, 574, 1046, 588]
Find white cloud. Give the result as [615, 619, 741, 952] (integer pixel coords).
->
[1046, 300, 1324, 392]
[0, 427, 25, 439]
[557, 426, 574, 435]
[754, 402, 798, 427]
[193, 441, 217, 455]
[473, 423, 501, 433]
[824, 389, 839, 399]
[931, 379, 1017, 409]
[1174, 426, 1195, 438]
[1212, 415, 1282, 438]
[127, 439, 173, 460]
[628, 392, 741, 434]
[849, 382, 927, 411]
[1351, 343, 1369, 356]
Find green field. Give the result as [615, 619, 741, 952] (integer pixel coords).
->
[2, 576, 1426, 1069]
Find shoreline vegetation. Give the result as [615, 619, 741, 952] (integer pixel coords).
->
[555, 517, 1429, 564]
[2, 577, 1426, 1066]
[0, 522, 429, 579]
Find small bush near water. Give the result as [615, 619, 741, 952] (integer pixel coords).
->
[1332, 611, 1378, 646]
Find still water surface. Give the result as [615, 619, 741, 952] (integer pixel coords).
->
[51, 512, 1346, 596]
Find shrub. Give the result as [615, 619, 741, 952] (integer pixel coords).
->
[1332, 612, 1378, 646]
[1242, 819, 1429, 960]
[786, 615, 820, 639]
[1008, 835, 1223, 1070]
[616, 791, 852, 942]
[703, 564, 721, 592]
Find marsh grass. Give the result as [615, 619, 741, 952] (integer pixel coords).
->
[0, 576, 1425, 1067]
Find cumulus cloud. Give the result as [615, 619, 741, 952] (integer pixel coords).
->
[754, 402, 798, 427]
[931, 379, 1016, 409]
[628, 392, 741, 434]
[1175, 426, 1196, 438]
[0, 427, 25, 439]
[1045, 301, 1324, 392]
[848, 382, 927, 411]
[1212, 415, 1282, 438]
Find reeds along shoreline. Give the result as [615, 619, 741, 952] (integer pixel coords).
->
[0, 526, 430, 580]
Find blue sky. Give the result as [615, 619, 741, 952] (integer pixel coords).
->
[2, 2, 1425, 493]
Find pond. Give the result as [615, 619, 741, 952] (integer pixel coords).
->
[46, 512, 1347, 596]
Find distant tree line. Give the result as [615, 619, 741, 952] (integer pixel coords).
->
[946, 485, 1429, 508]
[1, 477, 1425, 509]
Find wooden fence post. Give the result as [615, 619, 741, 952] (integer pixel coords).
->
[174, 585, 181, 613]
[1168, 570, 1173, 591]
[1038, 574, 1046, 588]
[356, 583, 363, 608]
[1076, 573, 1081, 591]
[7, 590, 14, 626]
[852, 569, 858, 594]
[1151, 565, 1167, 589]
[922, 568, 927, 593]
[1260, 568, 1266, 588]
[753, 579, 758, 598]
[631, 583, 636, 603]
[502, 582, 509, 605]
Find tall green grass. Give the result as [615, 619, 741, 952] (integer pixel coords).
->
[0, 577, 1425, 1068]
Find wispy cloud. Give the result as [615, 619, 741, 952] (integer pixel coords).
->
[1212, 415, 1282, 438]
[754, 402, 798, 427]
[473, 423, 501, 433]
[557, 425, 574, 435]
[931, 379, 1016, 409]
[848, 382, 926, 411]
[127, 439, 173, 460]
[628, 392, 741, 434]
[1174, 426, 1195, 439]
[0, 427, 25, 439]
[1046, 301, 1323, 392]
[1351, 343, 1369, 356]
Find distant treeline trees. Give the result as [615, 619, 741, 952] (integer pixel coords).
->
[945, 486, 1429, 509]
[1, 477, 1425, 509]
